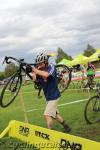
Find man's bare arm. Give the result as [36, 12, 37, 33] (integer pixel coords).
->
[33, 68, 49, 78]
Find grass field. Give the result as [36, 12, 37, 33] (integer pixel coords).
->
[0, 79, 100, 149]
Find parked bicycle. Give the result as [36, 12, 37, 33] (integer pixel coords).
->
[84, 83, 100, 124]
[0, 56, 71, 108]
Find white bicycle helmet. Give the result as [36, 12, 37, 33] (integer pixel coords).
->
[35, 53, 48, 64]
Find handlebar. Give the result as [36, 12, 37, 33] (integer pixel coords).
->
[3, 56, 19, 64]
[3, 56, 35, 67]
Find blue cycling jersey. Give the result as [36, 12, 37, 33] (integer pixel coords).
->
[38, 64, 61, 101]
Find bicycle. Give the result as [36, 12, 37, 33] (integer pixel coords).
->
[84, 83, 100, 124]
[0, 56, 71, 108]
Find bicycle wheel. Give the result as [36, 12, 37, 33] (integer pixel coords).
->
[56, 64, 71, 93]
[84, 96, 100, 124]
[0, 72, 22, 108]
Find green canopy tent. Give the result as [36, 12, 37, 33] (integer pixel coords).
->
[88, 49, 100, 62]
[68, 54, 89, 66]
[97, 48, 100, 53]
[58, 59, 71, 65]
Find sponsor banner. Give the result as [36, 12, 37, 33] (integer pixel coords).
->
[7, 120, 100, 150]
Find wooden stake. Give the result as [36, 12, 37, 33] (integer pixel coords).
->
[80, 81, 84, 95]
[87, 88, 91, 99]
[19, 90, 29, 123]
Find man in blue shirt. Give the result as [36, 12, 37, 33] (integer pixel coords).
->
[32, 53, 71, 132]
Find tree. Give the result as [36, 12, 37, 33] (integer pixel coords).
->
[56, 47, 73, 64]
[0, 72, 5, 80]
[83, 44, 96, 57]
[5, 63, 18, 78]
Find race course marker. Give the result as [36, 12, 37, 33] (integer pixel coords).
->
[0, 120, 100, 150]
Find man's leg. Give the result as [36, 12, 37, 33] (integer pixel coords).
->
[84, 76, 89, 88]
[44, 115, 53, 129]
[55, 113, 64, 123]
[55, 114, 71, 132]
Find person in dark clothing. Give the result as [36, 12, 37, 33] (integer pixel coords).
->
[32, 53, 71, 132]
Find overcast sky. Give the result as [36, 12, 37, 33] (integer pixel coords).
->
[0, 0, 100, 71]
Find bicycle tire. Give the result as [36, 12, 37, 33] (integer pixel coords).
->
[56, 64, 71, 93]
[84, 96, 100, 124]
[0, 72, 22, 108]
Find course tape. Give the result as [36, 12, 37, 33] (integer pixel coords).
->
[1, 120, 99, 150]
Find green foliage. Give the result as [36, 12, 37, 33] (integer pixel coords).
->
[56, 47, 73, 63]
[0, 72, 5, 80]
[83, 44, 96, 57]
[4, 63, 18, 78]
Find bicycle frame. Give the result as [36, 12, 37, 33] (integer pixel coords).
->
[4, 56, 35, 80]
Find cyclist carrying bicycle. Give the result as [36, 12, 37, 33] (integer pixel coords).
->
[32, 53, 71, 132]
[84, 62, 95, 89]
[87, 61, 95, 79]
